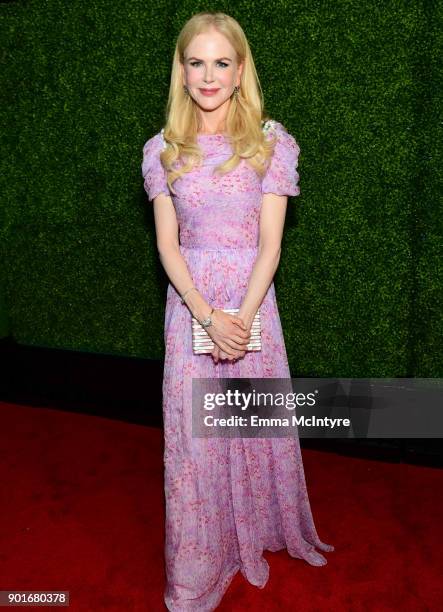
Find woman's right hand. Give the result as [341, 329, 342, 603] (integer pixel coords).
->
[206, 309, 250, 359]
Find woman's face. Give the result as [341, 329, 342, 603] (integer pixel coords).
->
[182, 28, 243, 123]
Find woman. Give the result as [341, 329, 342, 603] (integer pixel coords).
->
[141, 11, 334, 611]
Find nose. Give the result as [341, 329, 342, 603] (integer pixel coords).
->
[203, 65, 215, 83]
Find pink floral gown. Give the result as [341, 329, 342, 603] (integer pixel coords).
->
[141, 120, 334, 611]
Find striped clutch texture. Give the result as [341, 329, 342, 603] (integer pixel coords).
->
[192, 308, 261, 355]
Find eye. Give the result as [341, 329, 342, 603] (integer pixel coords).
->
[189, 61, 230, 68]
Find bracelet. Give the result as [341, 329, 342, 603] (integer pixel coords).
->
[199, 307, 215, 328]
[180, 286, 198, 304]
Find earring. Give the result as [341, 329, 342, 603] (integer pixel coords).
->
[233, 85, 240, 98]
[183, 85, 189, 96]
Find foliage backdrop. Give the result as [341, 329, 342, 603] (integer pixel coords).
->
[1, 0, 441, 376]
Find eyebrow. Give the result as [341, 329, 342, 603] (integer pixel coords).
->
[186, 56, 232, 62]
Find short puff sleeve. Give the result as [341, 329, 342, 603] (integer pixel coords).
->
[261, 120, 300, 196]
[141, 131, 169, 201]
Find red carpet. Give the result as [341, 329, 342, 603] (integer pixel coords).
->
[0, 401, 442, 611]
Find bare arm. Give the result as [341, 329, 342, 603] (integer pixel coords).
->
[152, 192, 212, 323]
[237, 192, 288, 329]
[152, 192, 250, 356]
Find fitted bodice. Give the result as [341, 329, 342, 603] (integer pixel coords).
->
[171, 135, 262, 249]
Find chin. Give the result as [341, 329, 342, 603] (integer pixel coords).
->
[198, 95, 229, 108]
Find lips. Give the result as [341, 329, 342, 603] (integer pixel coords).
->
[199, 88, 220, 96]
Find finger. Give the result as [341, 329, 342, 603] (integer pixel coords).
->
[220, 348, 241, 360]
[217, 340, 237, 357]
[223, 347, 245, 360]
[231, 317, 248, 331]
[232, 327, 251, 339]
[217, 340, 245, 359]
[230, 322, 251, 338]
[229, 351, 244, 361]
[224, 338, 250, 352]
[230, 333, 250, 346]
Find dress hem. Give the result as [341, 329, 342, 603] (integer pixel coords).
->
[164, 540, 334, 611]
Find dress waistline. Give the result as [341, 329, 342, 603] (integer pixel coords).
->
[179, 245, 258, 251]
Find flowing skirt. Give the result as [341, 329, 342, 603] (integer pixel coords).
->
[162, 246, 334, 611]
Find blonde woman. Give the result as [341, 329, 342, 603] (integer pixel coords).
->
[142, 11, 334, 611]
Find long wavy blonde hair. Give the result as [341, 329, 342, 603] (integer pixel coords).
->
[160, 11, 277, 195]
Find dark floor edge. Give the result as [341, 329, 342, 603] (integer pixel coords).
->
[1, 338, 442, 468]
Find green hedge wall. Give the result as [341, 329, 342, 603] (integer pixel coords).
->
[1, 0, 441, 376]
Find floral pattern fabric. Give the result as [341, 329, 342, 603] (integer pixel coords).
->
[141, 120, 334, 611]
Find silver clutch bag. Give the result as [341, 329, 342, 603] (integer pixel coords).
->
[192, 307, 262, 355]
